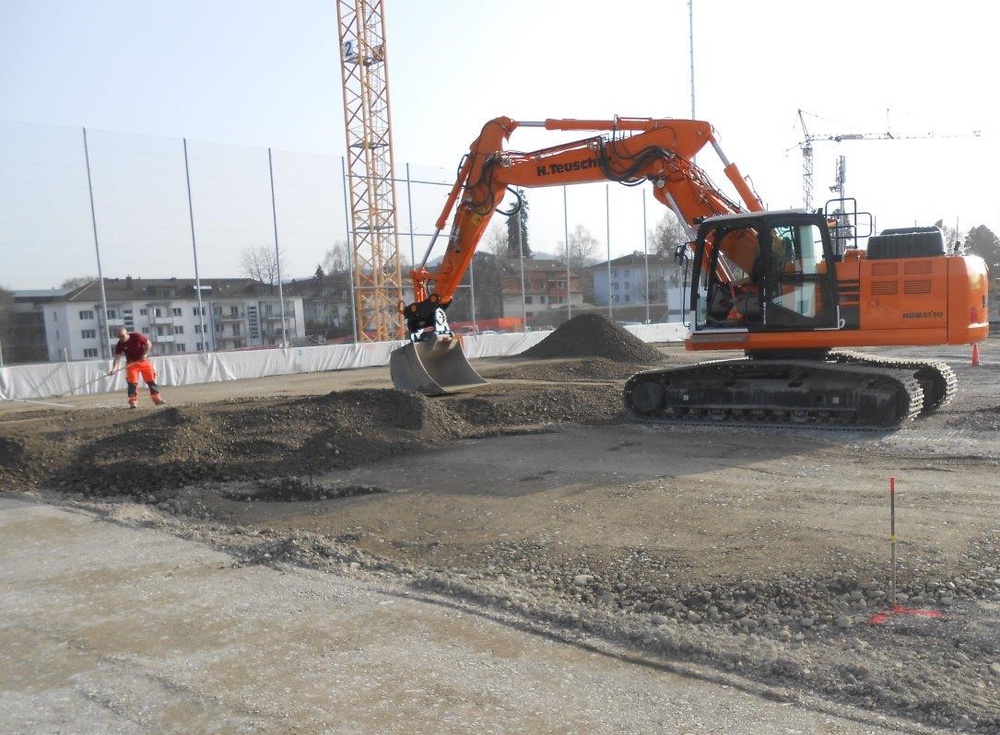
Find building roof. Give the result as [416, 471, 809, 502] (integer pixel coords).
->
[12, 288, 73, 301]
[64, 277, 275, 302]
[588, 251, 678, 270]
[282, 272, 352, 299]
[500, 258, 568, 276]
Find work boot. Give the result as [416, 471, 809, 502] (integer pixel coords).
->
[128, 397, 138, 409]
[151, 393, 166, 406]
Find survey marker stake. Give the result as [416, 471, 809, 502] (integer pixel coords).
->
[869, 476, 947, 625]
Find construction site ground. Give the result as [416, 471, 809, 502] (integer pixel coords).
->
[2, 317, 999, 734]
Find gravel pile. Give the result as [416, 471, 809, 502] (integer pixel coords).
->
[521, 313, 666, 364]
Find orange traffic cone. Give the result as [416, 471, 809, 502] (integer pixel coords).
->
[972, 343, 981, 366]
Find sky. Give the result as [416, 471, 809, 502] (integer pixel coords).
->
[1, 0, 998, 291]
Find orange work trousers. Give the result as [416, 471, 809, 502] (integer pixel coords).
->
[125, 359, 157, 392]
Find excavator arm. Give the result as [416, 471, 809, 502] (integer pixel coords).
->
[401, 116, 765, 340]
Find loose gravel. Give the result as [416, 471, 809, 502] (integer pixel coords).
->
[3, 315, 1000, 732]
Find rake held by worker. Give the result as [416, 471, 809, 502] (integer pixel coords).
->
[54, 368, 119, 398]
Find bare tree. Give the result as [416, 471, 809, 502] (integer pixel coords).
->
[649, 211, 688, 257]
[483, 222, 508, 260]
[563, 225, 601, 271]
[241, 244, 285, 287]
[60, 276, 96, 290]
[321, 240, 351, 274]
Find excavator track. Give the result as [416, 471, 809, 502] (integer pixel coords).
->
[623, 357, 925, 429]
[826, 351, 957, 415]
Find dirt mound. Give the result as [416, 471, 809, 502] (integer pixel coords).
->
[0, 383, 622, 497]
[522, 313, 665, 364]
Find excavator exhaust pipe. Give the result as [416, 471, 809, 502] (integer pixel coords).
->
[390, 335, 487, 395]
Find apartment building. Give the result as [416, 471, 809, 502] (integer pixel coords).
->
[589, 251, 686, 316]
[500, 258, 584, 322]
[39, 277, 304, 362]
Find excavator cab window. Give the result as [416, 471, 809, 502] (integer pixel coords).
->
[758, 221, 837, 328]
[692, 215, 839, 332]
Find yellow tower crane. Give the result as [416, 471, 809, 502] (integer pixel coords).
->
[335, 0, 405, 342]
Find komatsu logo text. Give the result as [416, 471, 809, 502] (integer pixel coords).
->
[902, 311, 943, 319]
[536, 157, 600, 176]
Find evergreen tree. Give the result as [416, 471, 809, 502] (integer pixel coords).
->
[965, 225, 1000, 273]
[505, 191, 531, 258]
[0, 287, 15, 365]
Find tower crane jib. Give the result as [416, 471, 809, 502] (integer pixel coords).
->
[795, 109, 980, 211]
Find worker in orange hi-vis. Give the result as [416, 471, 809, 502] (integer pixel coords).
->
[108, 326, 166, 409]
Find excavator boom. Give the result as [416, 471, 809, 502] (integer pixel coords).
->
[393, 116, 764, 393]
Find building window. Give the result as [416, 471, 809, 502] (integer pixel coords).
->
[83, 348, 98, 358]
[196, 342, 204, 351]
[176, 343, 186, 352]
[172, 308, 183, 317]
[174, 325, 184, 335]
[107, 309, 117, 319]
[154, 308, 163, 318]
[140, 308, 148, 316]
[192, 306, 206, 316]
[194, 324, 202, 333]
[81, 329, 97, 339]
[79, 310, 95, 320]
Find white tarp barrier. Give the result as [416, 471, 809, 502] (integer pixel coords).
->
[0, 323, 688, 402]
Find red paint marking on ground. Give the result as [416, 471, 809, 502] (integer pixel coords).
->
[869, 606, 947, 625]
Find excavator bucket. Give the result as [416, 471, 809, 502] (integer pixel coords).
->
[390, 335, 487, 395]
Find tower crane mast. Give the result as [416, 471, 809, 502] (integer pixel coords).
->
[335, 0, 405, 342]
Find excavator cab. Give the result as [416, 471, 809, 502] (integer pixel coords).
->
[690, 210, 841, 338]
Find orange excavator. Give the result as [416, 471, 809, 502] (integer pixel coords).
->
[390, 116, 989, 427]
